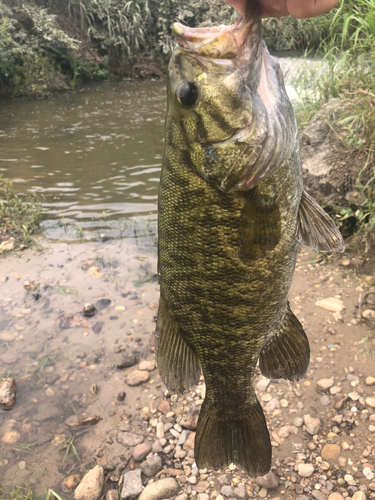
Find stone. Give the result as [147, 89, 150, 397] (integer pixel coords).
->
[352, 493, 366, 500]
[365, 376, 375, 386]
[320, 395, 331, 406]
[264, 397, 280, 413]
[278, 425, 298, 439]
[23, 280, 37, 291]
[0, 377, 17, 409]
[255, 471, 279, 490]
[304, 414, 321, 435]
[175, 495, 188, 500]
[312, 492, 327, 500]
[0, 332, 15, 342]
[121, 469, 143, 500]
[256, 379, 271, 392]
[220, 486, 235, 497]
[180, 405, 200, 430]
[297, 463, 314, 477]
[177, 430, 192, 445]
[106, 491, 119, 500]
[138, 478, 179, 500]
[217, 474, 231, 485]
[194, 482, 210, 493]
[152, 440, 163, 453]
[328, 494, 345, 500]
[126, 371, 149, 386]
[63, 475, 82, 492]
[362, 309, 375, 319]
[365, 397, 375, 408]
[158, 400, 171, 415]
[83, 303, 96, 317]
[317, 379, 334, 390]
[74, 465, 104, 500]
[140, 455, 162, 477]
[117, 432, 144, 447]
[133, 442, 151, 461]
[315, 298, 345, 312]
[321, 444, 340, 461]
[139, 360, 155, 371]
[1, 431, 21, 445]
[294, 417, 303, 427]
[116, 353, 137, 370]
[234, 484, 246, 498]
[199, 495, 209, 500]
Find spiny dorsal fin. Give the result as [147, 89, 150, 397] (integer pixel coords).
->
[155, 295, 201, 394]
[297, 190, 345, 253]
[259, 302, 310, 381]
[239, 188, 281, 262]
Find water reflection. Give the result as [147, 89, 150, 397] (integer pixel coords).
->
[0, 80, 166, 240]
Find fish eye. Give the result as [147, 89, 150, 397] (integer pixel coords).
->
[176, 82, 199, 108]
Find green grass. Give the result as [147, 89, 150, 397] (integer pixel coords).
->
[0, 176, 44, 252]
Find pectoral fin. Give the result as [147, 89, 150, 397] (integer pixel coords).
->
[259, 303, 310, 381]
[155, 295, 201, 394]
[297, 190, 345, 252]
[239, 188, 281, 262]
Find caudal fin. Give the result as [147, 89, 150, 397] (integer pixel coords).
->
[195, 398, 271, 476]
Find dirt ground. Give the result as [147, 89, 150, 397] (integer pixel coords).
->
[0, 238, 374, 500]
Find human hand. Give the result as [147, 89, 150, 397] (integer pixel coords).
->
[225, 0, 340, 18]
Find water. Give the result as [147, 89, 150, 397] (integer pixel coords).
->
[0, 80, 166, 241]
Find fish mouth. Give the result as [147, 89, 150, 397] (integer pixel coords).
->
[172, 15, 253, 60]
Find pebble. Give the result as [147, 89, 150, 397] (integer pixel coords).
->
[321, 444, 340, 461]
[256, 379, 271, 392]
[179, 406, 200, 430]
[74, 465, 104, 500]
[126, 371, 150, 386]
[152, 440, 163, 453]
[106, 491, 119, 500]
[220, 485, 235, 497]
[138, 478, 179, 500]
[304, 414, 321, 435]
[234, 484, 246, 498]
[0, 332, 15, 342]
[140, 455, 162, 477]
[255, 471, 279, 489]
[175, 495, 188, 500]
[297, 463, 314, 477]
[1, 431, 21, 444]
[133, 442, 151, 461]
[365, 397, 375, 408]
[138, 360, 155, 371]
[352, 493, 366, 500]
[0, 377, 17, 409]
[294, 417, 303, 427]
[320, 395, 331, 406]
[116, 353, 137, 370]
[312, 492, 327, 500]
[63, 475, 82, 491]
[315, 297, 345, 312]
[365, 376, 375, 386]
[121, 469, 143, 500]
[317, 378, 334, 390]
[116, 432, 144, 447]
[328, 494, 345, 500]
[264, 397, 280, 413]
[362, 309, 375, 319]
[278, 425, 298, 439]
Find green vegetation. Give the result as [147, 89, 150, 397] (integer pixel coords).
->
[0, 176, 44, 252]
[0, 484, 34, 500]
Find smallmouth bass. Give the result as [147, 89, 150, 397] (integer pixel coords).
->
[156, 0, 344, 475]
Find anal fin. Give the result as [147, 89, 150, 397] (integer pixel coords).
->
[155, 295, 201, 394]
[259, 303, 310, 381]
[297, 190, 345, 252]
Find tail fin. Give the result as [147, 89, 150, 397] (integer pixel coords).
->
[195, 398, 271, 476]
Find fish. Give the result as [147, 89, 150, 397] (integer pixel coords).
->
[156, 0, 344, 476]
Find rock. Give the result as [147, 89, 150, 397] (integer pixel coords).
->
[158, 400, 170, 414]
[175, 495, 188, 500]
[194, 481, 210, 493]
[278, 425, 298, 439]
[83, 303, 96, 317]
[294, 417, 303, 427]
[0, 332, 15, 342]
[317, 378, 334, 390]
[117, 392, 126, 402]
[255, 471, 279, 489]
[92, 322, 104, 334]
[23, 280, 37, 291]
[220, 486, 235, 497]
[312, 492, 327, 500]
[133, 442, 151, 461]
[256, 379, 271, 392]
[138, 478, 179, 500]
[321, 444, 340, 461]
[177, 430, 192, 445]
[328, 494, 344, 500]
[106, 490, 119, 500]
[152, 440, 163, 453]
[117, 432, 144, 447]
[217, 474, 231, 485]
[63, 475, 82, 492]
[304, 414, 321, 435]
[1, 430, 21, 444]
[140, 455, 162, 477]
[126, 371, 149, 386]
[180, 405, 200, 430]
[116, 353, 137, 370]
[365, 376, 375, 386]
[365, 397, 375, 408]
[199, 495, 209, 500]
[320, 395, 331, 406]
[139, 360, 155, 371]
[352, 493, 366, 500]
[297, 463, 314, 477]
[362, 309, 375, 319]
[315, 298, 345, 312]
[121, 469, 143, 500]
[264, 397, 280, 413]
[0, 377, 17, 409]
[74, 465, 104, 500]
[234, 484, 246, 498]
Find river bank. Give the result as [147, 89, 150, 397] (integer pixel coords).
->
[0, 238, 374, 500]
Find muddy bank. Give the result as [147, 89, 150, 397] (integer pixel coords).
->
[0, 239, 374, 500]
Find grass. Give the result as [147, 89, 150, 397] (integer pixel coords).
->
[0, 176, 44, 252]
[0, 485, 34, 500]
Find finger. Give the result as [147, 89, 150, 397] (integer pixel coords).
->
[287, 0, 340, 18]
[225, 0, 247, 15]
